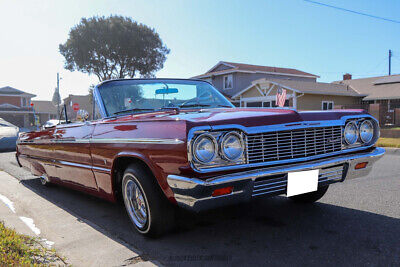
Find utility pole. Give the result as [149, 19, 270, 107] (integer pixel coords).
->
[56, 73, 60, 116]
[389, 49, 392, 75]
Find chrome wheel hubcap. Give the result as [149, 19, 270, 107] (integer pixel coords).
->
[124, 178, 148, 229]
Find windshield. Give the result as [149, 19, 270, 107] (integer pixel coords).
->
[97, 79, 234, 116]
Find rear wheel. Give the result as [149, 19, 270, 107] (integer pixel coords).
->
[122, 164, 175, 237]
[289, 185, 329, 203]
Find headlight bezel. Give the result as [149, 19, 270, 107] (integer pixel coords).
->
[220, 131, 245, 161]
[343, 121, 358, 145]
[359, 120, 374, 143]
[190, 130, 246, 169]
[192, 133, 218, 164]
[342, 117, 379, 147]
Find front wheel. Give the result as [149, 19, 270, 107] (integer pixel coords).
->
[122, 164, 175, 237]
[289, 185, 329, 203]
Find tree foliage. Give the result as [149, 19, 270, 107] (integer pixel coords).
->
[59, 16, 170, 81]
[52, 88, 61, 106]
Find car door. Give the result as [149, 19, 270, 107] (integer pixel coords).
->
[18, 126, 58, 178]
[52, 121, 97, 191]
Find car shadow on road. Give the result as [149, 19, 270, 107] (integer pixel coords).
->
[20, 177, 400, 267]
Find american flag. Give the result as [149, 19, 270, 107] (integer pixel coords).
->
[276, 87, 287, 107]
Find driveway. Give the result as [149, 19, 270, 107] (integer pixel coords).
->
[0, 151, 399, 266]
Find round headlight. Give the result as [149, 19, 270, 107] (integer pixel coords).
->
[359, 120, 374, 143]
[193, 134, 217, 164]
[344, 121, 358, 145]
[220, 132, 244, 161]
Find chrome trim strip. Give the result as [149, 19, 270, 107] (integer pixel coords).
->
[21, 154, 112, 173]
[89, 138, 184, 144]
[17, 138, 184, 145]
[93, 85, 108, 118]
[92, 166, 111, 173]
[56, 160, 93, 170]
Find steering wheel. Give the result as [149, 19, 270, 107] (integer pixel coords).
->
[179, 92, 212, 107]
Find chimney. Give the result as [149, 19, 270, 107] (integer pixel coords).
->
[343, 73, 352, 80]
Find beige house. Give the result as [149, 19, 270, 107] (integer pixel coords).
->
[63, 94, 92, 120]
[334, 74, 400, 125]
[231, 78, 364, 110]
[31, 100, 58, 125]
[193, 61, 364, 110]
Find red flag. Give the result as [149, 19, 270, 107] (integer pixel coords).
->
[276, 87, 287, 107]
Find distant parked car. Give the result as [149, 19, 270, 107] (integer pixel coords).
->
[0, 118, 19, 151]
[42, 119, 62, 129]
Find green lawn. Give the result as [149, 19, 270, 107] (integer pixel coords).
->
[377, 137, 400, 148]
[382, 127, 400, 130]
[0, 221, 66, 266]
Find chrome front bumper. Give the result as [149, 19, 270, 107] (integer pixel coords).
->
[167, 147, 385, 212]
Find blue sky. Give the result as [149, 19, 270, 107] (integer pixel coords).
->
[0, 0, 399, 100]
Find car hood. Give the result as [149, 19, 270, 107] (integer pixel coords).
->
[165, 108, 303, 127]
[106, 108, 365, 128]
[0, 126, 19, 138]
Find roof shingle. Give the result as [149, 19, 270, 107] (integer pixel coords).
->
[334, 75, 400, 100]
[193, 61, 319, 78]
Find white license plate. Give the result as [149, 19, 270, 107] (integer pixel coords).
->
[287, 169, 319, 197]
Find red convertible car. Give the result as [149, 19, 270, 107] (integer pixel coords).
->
[16, 79, 385, 236]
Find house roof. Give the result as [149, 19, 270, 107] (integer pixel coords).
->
[334, 75, 400, 100]
[0, 86, 36, 97]
[32, 100, 58, 114]
[192, 61, 319, 79]
[232, 78, 363, 99]
[63, 94, 91, 102]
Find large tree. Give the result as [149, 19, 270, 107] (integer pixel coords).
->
[59, 16, 170, 81]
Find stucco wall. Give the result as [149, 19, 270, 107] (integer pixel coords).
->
[234, 72, 315, 95]
[208, 72, 316, 97]
[297, 94, 362, 110]
[238, 85, 361, 110]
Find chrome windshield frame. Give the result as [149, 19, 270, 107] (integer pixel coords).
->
[92, 78, 234, 119]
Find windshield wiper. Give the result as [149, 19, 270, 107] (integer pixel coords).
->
[113, 108, 155, 115]
[179, 103, 233, 109]
[216, 104, 234, 108]
[179, 103, 211, 108]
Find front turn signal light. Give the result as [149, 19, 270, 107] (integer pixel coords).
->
[212, 186, 233, 197]
[355, 162, 368, 170]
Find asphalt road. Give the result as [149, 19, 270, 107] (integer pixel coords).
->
[0, 151, 399, 266]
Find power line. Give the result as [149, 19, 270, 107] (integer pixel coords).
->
[304, 0, 400, 24]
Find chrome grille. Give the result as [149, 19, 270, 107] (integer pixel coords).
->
[252, 164, 345, 197]
[246, 126, 342, 164]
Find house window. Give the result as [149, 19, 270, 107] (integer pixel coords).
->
[21, 98, 27, 107]
[263, 101, 271, 107]
[247, 102, 263, 107]
[322, 101, 334, 110]
[223, 75, 233, 90]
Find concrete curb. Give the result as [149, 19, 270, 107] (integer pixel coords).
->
[380, 147, 400, 155]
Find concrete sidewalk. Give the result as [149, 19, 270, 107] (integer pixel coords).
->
[0, 171, 156, 266]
